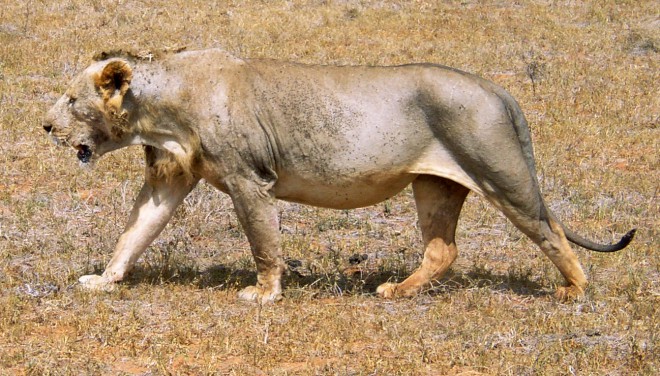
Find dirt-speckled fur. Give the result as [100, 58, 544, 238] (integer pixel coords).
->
[43, 48, 634, 303]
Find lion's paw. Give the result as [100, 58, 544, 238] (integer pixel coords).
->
[376, 282, 398, 299]
[78, 274, 116, 292]
[554, 285, 584, 302]
[237, 285, 281, 304]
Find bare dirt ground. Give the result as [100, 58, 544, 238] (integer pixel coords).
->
[0, 1, 657, 374]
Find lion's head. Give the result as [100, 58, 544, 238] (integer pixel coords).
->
[43, 58, 134, 164]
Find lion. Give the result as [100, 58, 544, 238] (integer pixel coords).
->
[43, 48, 635, 303]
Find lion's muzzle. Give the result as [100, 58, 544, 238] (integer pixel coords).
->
[43, 120, 93, 163]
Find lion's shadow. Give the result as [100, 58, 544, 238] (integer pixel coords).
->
[118, 261, 548, 298]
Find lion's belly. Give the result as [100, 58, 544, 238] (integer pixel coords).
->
[272, 172, 417, 209]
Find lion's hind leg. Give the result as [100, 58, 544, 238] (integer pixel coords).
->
[377, 175, 469, 298]
[521, 215, 588, 301]
[484, 190, 588, 301]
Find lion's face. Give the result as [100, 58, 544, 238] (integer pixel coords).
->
[43, 59, 133, 164]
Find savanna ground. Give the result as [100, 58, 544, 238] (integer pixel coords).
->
[0, 0, 658, 374]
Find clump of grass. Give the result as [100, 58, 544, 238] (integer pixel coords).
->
[625, 30, 658, 55]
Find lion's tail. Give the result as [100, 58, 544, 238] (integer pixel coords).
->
[563, 226, 636, 253]
[495, 84, 636, 253]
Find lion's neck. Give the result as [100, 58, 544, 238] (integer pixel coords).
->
[126, 96, 201, 176]
[130, 132, 188, 159]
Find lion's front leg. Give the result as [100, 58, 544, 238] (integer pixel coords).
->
[79, 175, 198, 290]
[225, 175, 284, 304]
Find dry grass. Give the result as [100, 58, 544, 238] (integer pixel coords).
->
[1, 0, 658, 374]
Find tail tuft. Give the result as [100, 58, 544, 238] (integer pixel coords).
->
[617, 228, 637, 249]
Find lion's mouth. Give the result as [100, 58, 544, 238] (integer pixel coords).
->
[76, 145, 93, 163]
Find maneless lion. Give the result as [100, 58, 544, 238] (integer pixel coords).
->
[44, 48, 635, 303]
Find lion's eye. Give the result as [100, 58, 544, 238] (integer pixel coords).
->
[68, 96, 77, 106]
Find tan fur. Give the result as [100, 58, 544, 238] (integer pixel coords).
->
[44, 48, 632, 303]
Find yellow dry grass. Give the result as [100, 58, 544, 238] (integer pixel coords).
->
[0, 0, 658, 374]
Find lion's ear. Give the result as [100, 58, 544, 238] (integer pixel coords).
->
[95, 60, 133, 111]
